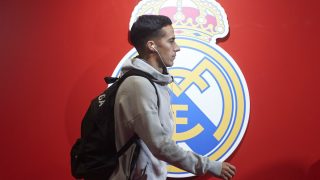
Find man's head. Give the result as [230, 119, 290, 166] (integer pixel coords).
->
[129, 15, 180, 69]
[129, 15, 172, 53]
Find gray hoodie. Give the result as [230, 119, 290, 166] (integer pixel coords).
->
[110, 58, 222, 180]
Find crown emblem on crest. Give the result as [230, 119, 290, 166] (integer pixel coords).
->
[130, 0, 229, 43]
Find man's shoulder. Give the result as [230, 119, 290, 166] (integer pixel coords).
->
[122, 75, 154, 85]
[118, 75, 156, 93]
[116, 75, 158, 104]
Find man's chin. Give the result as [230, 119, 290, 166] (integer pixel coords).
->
[167, 60, 175, 67]
[166, 62, 174, 67]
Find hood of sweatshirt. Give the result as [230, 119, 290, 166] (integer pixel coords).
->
[121, 57, 173, 85]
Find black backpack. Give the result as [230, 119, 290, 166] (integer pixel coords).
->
[70, 69, 159, 180]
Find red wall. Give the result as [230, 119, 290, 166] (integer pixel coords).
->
[1, 0, 319, 179]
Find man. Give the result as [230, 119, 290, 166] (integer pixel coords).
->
[110, 15, 236, 180]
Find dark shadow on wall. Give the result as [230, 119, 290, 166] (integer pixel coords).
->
[216, 29, 230, 45]
[305, 160, 320, 180]
[241, 159, 320, 180]
[167, 159, 320, 180]
[242, 160, 306, 180]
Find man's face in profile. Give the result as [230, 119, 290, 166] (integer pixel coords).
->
[154, 25, 180, 67]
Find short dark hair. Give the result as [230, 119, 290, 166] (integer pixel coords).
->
[129, 15, 172, 53]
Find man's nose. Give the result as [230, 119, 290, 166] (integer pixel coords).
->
[175, 44, 180, 52]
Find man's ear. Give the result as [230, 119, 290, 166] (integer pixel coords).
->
[146, 41, 156, 52]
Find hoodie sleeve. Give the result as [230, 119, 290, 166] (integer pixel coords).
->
[115, 76, 222, 177]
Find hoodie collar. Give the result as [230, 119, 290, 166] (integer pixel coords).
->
[121, 57, 173, 85]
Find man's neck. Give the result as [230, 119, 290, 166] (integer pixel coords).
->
[139, 55, 164, 73]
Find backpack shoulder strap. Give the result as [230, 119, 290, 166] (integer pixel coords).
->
[111, 69, 160, 157]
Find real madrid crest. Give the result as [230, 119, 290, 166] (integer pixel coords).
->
[112, 0, 250, 178]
